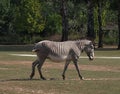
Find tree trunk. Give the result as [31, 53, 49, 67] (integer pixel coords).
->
[61, 0, 68, 41]
[98, 0, 103, 48]
[87, 0, 95, 40]
[118, 5, 120, 49]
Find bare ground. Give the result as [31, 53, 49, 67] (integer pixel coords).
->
[0, 60, 120, 94]
[0, 60, 120, 72]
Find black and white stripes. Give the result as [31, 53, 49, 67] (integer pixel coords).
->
[30, 39, 94, 80]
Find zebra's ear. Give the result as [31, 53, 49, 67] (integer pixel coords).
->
[80, 46, 84, 53]
[90, 41, 95, 49]
[90, 41, 93, 45]
[90, 41, 95, 45]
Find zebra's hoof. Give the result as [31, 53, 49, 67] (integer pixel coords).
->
[29, 76, 33, 80]
[80, 77, 84, 80]
[41, 77, 46, 80]
[62, 75, 65, 80]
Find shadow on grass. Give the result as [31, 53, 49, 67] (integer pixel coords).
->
[1, 77, 120, 82]
[0, 78, 60, 82]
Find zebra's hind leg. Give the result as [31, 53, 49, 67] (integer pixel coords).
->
[62, 60, 70, 80]
[37, 58, 46, 80]
[30, 59, 39, 79]
[37, 64, 46, 80]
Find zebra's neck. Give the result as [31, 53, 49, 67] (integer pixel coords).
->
[75, 40, 85, 52]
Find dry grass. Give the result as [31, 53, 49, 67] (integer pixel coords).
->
[0, 50, 120, 94]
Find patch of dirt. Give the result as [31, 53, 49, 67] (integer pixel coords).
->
[0, 84, 44, 94]
[80, 65, 120, 72]
[0, 61, 32, 65]
[70, 78, 120, 81]
[43, 62, 120, 73]
[0, 68, 9, 70]
[0, 60, 120, 72]
[84, 78, 120, 81]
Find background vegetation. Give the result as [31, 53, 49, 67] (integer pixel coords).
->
[0, 0, 120, 48]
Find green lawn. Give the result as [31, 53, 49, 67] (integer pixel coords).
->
[0, 50, 120, 94]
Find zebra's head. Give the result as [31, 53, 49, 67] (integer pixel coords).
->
[84, 41, 94, 60]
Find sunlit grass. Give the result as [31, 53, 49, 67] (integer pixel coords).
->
[0, 50, 120, 94]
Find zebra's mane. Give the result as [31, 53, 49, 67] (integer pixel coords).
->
[75, 38, 91, 44]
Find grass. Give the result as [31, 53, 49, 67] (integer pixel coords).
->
[0, 50, 120, 94]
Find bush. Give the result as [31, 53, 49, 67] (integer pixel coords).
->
[0, 33, 22, 45]
[103, 30, 118, 45]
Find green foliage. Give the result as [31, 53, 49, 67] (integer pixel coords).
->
[0, 0, 14, 34]
[14, 0, 45, 34]
[41, 1, 62, 36]
[104, 30, 118, 45]
[67, 1, 87, 34]
[0, 0, 20, 44]
[44, 13, 62, 35]
[0, 0, 119, 45]
[94, 1, 110, 32]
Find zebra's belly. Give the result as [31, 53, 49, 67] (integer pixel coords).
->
[48, 54, 68, 62]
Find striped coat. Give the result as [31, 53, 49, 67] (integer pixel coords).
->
[33, 40, 82, 62]
[30, 39, 94, 80]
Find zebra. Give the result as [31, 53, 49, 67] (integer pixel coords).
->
[30, 39, 94, 80]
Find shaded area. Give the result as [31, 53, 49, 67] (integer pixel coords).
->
[0, 45, 119, 51]
[1, 77, 120, 82]
[95, 47, 118, 51]
[0, 78, 60, 82]
[0, 45, 33, 51]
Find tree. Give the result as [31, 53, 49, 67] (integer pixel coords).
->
[42, 0, 67, 41]
[110, 0, 120, 49]
[0, 0, 14, 34]
[60, 0, 69, 41]
[67, 1, 87, 38]
[40, 0, 62, 36]
[86, 0, 95, 40]
[97, 0, 103, 48]
[14, 0, 44, 37]
[117, 1, 120, 49]
[0, 0, 17, 43]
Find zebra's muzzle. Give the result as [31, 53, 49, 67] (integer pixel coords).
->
[89, 56, 94, 61]
[32, 49, 39, 52]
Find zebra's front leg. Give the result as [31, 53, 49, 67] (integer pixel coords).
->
[62, 60, 70, 80]
[30, 59, 39, 79]
[73, 60, 83, 80]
